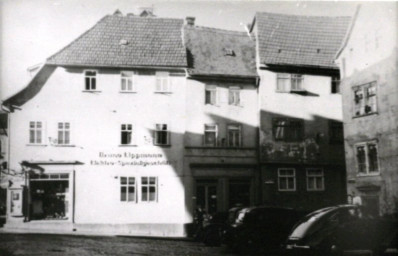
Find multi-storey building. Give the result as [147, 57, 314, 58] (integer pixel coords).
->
[0, 110, 8, 214]
[335, 3, 398, 216]
[2, 11, 191, 236]
[184, 20, 258, 215]
[250, 12, 351, 211]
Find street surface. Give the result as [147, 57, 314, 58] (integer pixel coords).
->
[0, 233, 239, 256]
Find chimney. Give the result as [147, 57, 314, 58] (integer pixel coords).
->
[113, 9, 123, 16]
[186, 17, 195, 26]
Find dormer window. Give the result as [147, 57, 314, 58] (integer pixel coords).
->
[224, 48, 235, 56]
[84, 70, 97, 91]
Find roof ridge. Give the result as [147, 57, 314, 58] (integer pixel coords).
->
[112, 15, 184, 22]
[256, 11, 351, 19]
[46, 14, 111, 63]
[185, 25, 248, 36]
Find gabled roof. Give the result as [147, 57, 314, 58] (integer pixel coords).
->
[254, 12, 351, 69]
[46, 14, 187, 68]
[184, 26, 257, 78]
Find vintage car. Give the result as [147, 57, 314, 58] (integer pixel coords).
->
[285, 205, 398, 256]
[222, 206, 305, 253]
[201, 207, 243, 246]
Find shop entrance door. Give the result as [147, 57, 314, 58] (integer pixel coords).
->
[196, 180, 218, 215]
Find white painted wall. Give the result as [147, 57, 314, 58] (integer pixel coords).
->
[8, 66, 189, 228]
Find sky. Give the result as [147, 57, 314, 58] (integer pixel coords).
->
[0, 0, 359, 101]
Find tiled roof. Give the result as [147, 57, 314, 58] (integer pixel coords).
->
[184, 26, 257, 78]
[255, 12, 351, 69]
[47, 14, 187, 68]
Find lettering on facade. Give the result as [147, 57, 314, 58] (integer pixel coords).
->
[90, 152, 174, 167]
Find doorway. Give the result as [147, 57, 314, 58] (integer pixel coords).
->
[196, 180, 218, 215]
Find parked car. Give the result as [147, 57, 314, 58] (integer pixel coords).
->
[201, 207, 243, 246]
[222, 206, 305, 254]
[284, 205, 398, 256]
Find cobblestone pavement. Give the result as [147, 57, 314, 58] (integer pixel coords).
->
[0, 233, 240, 256]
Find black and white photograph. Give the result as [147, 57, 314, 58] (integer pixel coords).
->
[0, 0, 397, 255]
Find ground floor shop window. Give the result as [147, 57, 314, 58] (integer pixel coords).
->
[30, 173, 70, 220]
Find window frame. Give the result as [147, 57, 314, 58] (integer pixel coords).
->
[120, 176, 136, 202]
[331, 76, 341, 94]
[228, 86, 241, 106]
[120, 123, 134, 146]
[154, 123, 170, 146]
[306, 168, 325, 191]
[227, 124, 242, 147]
[84, 70, 98, 91]
[355, 141, 380, 176]
[155, 71, 171, 93]
[278, 168, 296, 191]
[141, 176, 158, 202]
[204, 124, 218, 147]
[57, 122, 71, 145]
[29, 121, 44, 145]
[276, 73, 305, 92]
[273, 118, 304, 142]
[120, 71, 136, 93]
[353, 81, 377, 117]
[205, 85, 217, 105]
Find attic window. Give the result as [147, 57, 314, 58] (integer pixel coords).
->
[224, 48, 235, 56]
[317, 49, 321, 53]
[278, 49, 282, 53]
[119, 39, 129, 46]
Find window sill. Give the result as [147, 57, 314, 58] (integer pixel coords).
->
[119, 144, 137, 147]
[307, 189, 325, 192]
[154, 144, 171, 148]
[119, 91, 137, 94]
[82, 90, 102, 93]
[353, 112, 378, 119]
[278, 190, 296, 192]
[356, 173, 380, 177]
[53, 144, 76, 147]
[26, 144, 47, 147]
[154, 92, 172, 94]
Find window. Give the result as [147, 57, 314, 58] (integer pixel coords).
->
[205, 85, 217, 105]
[154, 124, 170, 146]
[355, 141, 379, 175]
[84, 70, 97, 91]
[306, 168, 324, 191]
[121, 124, 133, 145]
[120, 177, 136, 202]
[155, 72, 171, 93]
[29, 121, 43, 144]
[121, 71, 135, 92]
[141, 177, 157, 202]
[273, 118, 304, 142]
[277, 73, 304, 92]
[228, 87, 240, 105]
[204, 124, 217, 146]
[227, 124, 241, 147]
[57, 122, 70, 145]
[353, 82, 377, 116]
[278, 168, 296, 191]
[331, 76, 341, 94]
[329, 121, 344, 144]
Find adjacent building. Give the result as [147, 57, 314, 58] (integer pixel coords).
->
[184, 21, 259, 215]
[335, 3, 398, 217]
[0, 110, 8, 214]
[250, 12, 351, 211]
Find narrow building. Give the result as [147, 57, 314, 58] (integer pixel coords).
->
[184, 19, 259, 215]
[335, 3, 398, 217]
[250, 12, 351, 211]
